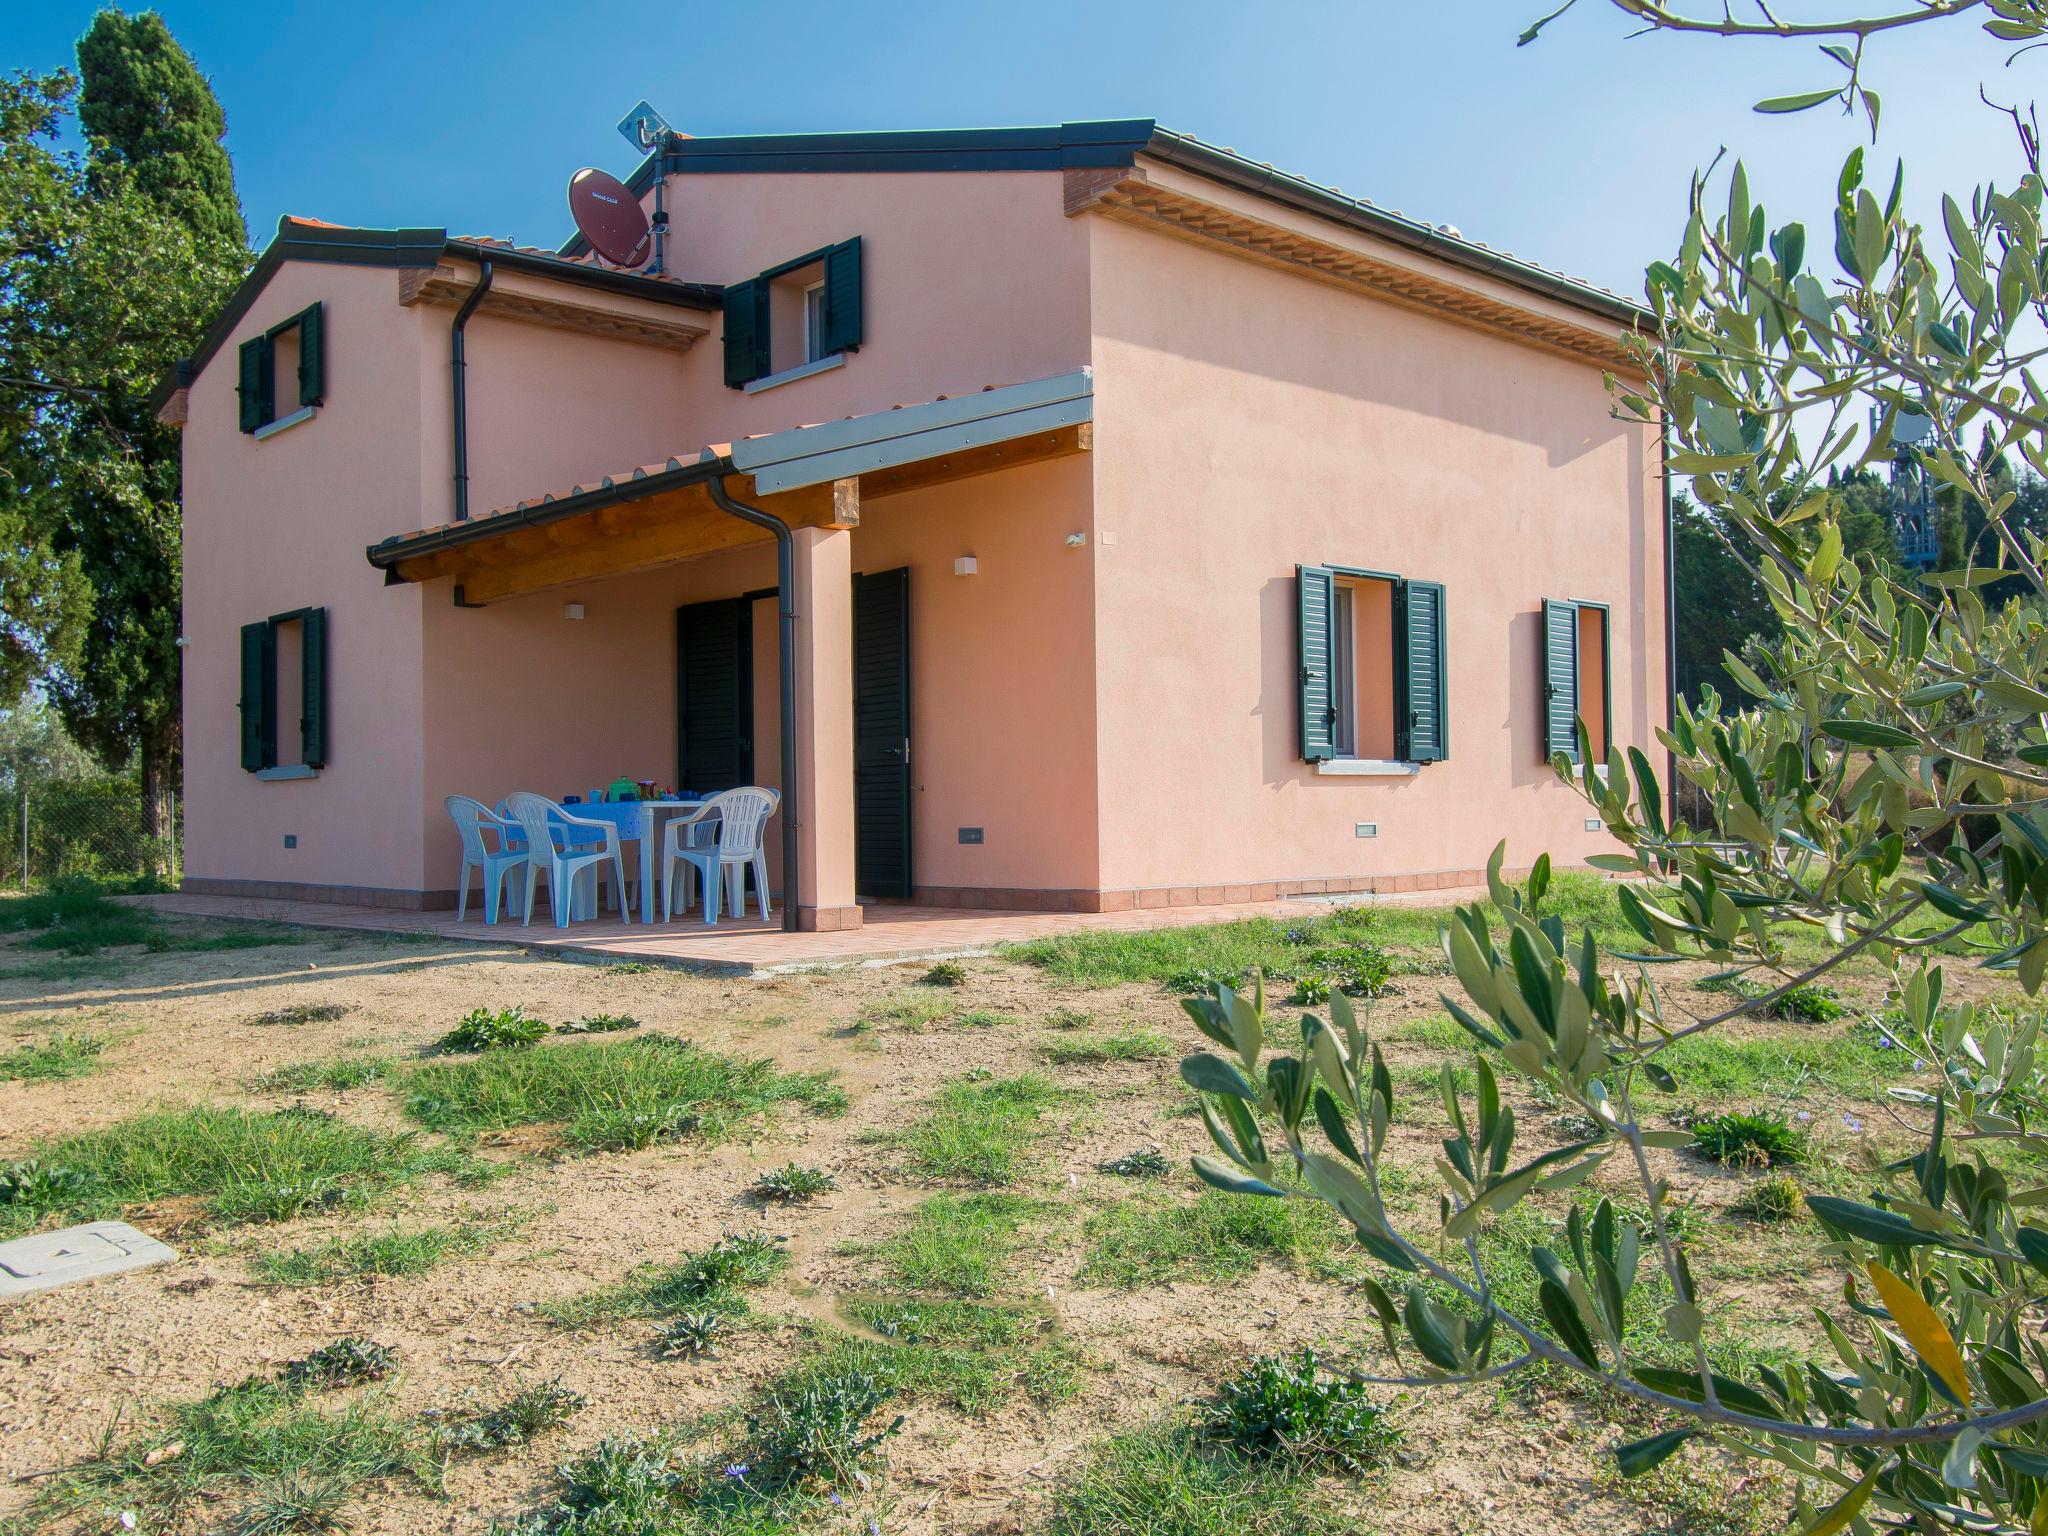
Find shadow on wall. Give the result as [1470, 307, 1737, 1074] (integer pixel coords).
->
[1094, 226, 1630, 470]
[1503, 608, 1548, 789]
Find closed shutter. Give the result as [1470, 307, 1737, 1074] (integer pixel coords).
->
[239, 620, 275, 771]
[299, 607, 329, 768]
[853, 567, 912, 899]
[1397, 579, 1448, 763]
[1297, 565, 1338, 763]
[821, 237, 864, 355]
[237, 337, 271, 432]
[295, 304, 325, 407]
[675, 598, 754, 790]
[1542, 599, 1580, 764]
[721, 278, 770, 388]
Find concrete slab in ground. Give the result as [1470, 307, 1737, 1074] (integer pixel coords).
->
[133, 884, 1498, 976]
[0, 1221, 177, 1299]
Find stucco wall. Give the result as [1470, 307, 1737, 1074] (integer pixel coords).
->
[1085, 215, 1664, 893]
[181, 262, 431, 896]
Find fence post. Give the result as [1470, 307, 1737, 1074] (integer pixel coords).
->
[18, 789, 26, 892]
[169, 791, 179, 885]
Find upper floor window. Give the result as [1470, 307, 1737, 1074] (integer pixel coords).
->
[238, 302, 325, 436]
[722, 238, 863, 389]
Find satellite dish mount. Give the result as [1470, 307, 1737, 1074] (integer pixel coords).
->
[615, 100, 672, 274]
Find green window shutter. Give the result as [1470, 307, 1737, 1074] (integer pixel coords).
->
[1297, 565, 1338, 763]
[1396, 579, 1448, 763]
[721, 278, 770, 387]
[299, 607, 329, 768]
[239, 620, 276, 771]
[237, 336, 271, 432]
[821, 237, 863, 354]
[1542, 599, 1580, 764]
[295, 303, 325, 407]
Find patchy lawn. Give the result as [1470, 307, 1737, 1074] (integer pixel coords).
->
[0, 880, 2009, 1534]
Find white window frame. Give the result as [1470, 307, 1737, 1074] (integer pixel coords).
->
[802, 280, 828, 365]
[1331, 585, 1356, 758]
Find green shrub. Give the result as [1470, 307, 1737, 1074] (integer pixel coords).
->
[553, 1013, 641, 1035]
[1689, 1109, 1807, 1168]
[1206, 1349, 1397, 1472]
[1735, 1172, 1807, 1222]
[245, 1002, 354, 1027]
[655, 1311, 728, 1360]
[920, 960, 968, 987]
[1098, 1148, 1172, 1179]
[752, 1162, 836, 1203]
[1766, 983, 1844, 1023]
[548, 1231, 787, 1327]
[434, 1380, 584, 1454]
[438, 1005, 550, 1052]
[0, 1032, 104, 1082]
[282, 1338, 397, 1389]
[744, 1368, 903, 1491]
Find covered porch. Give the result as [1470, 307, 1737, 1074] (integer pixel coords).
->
[366, 371, 1095, 932]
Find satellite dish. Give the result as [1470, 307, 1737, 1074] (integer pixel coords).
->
[568, 168, 651, 269]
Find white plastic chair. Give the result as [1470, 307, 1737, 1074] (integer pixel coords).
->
[445, 795, 527, 924]
[659, 803, 724, 925]
[503, 792, 630, 928]
[711, 787, 779, 922]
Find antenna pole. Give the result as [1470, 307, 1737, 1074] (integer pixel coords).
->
[649, 135, 667, 275]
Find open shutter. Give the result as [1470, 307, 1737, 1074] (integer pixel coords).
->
[1297, 565, 1338, 763]
[1397, 580, 1448, 763]
[1542, 599, 1580, 764]
[239, 620, 275, 771]
[721, 278, 770, 388]
[299, 607, 328, 768]
[821, 237, 864, 355]
[295, 304, 325, 407]
[237, 337, 271, 432]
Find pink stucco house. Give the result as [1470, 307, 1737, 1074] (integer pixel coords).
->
[157, 119, 1667, 933]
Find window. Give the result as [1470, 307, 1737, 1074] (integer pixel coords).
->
[803, 281, 828, 365]
[240, 607, 328, 776]
[1297, 565, 1447, 768]
[722, 237, 863, 389]
[1541, 598, 1611, 766]
[237, 302, 325, 435]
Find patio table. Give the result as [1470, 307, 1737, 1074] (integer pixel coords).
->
[555, 798, 709, 925]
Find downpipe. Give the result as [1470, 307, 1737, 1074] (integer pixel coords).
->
[451, 260, 494, 520]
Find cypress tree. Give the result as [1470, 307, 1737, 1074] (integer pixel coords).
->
[76, 9, 245, 246]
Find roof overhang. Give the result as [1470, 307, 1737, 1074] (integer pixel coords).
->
[152, 218, 719, 416]
[365, 369, 1094, 606]
[558, 119, 1648, 333]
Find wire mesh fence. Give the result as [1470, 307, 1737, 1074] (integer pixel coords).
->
[1, 780, 178, 891]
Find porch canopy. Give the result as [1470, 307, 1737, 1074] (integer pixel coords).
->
[365, 367, 1092, 934]
[364, 367, 1093, 604]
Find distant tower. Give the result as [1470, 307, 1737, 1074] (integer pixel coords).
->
[1877, 407, 1940, 570]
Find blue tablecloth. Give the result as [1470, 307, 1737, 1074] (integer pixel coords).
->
[502, 798, 705, 851]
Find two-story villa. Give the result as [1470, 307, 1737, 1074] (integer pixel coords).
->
[157, 119, 1667, 932]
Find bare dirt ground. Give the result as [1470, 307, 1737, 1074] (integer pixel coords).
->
[0, 914, 1978, 1535]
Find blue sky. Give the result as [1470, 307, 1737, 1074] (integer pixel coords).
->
[10, 0, 2027, 299]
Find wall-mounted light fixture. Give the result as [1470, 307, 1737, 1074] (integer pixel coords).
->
[1065, 532, 1087, 548]
[563, 603, 586, 620]
[953, 556, 978, 577]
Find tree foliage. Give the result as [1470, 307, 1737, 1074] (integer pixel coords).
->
[0, 16, 248, 819]
[1182, 6, 2048, 1532]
